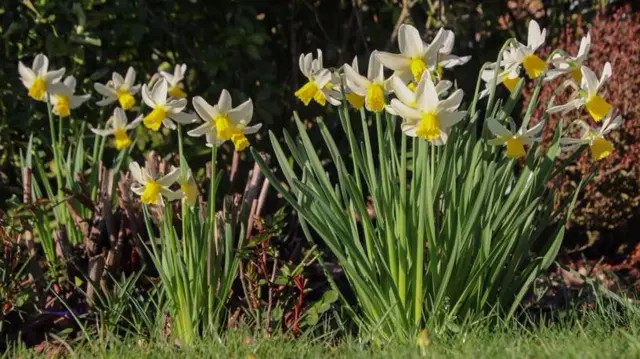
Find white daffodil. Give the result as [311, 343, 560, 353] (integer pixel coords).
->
[18, 54, 65, 101]
[343, 51, 391, 112]
[547, 63, 612, 122]
[560, 113, 622, 161]
[141, 78, 196, 131]
[48, 76, 91, 118]
[342, 57, 366, 110]
[188, 90, 260, 151]
[129, 162, 182, 205]
[377, 24, 446, 82]
[177, 168, 198, 207]
[161, 64, 187, 99]
[437, 29, 471, 71]
[94, 67, 141, 110]
[502, 20, 547, 79]
[385, 75, 451, 116]
[389, 73, 466, 145]
[487, 118, 544, 159]
[294, 50, 341, 106]
[546, 33, 591, 82]
[91, 107, 142, 150]
[479, 64, 521, 99]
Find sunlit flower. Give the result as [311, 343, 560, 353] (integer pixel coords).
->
[294, 50, 341, 106]
[546, 33, 591, 82]
[343, 57, 365, 110]
[547, 63, 612, 121]
[487, 118, 544, 159]
[377, 24, 446, 82]
[385, 75, 451, 116]
[343, 51, 390, 112]
[389, 73, 466, 145]
[188, 90, 261, 151]
[48, 76, 91, 118]
[91, 107, 142, 150]
[18, 54, 65, 101]
[560, 113, 622, 161]
[161, 64, 187, 99]
[129, 162, 182, 205]
[94, 67, 141, 110]
[479, 65, 520, 99]
[177, 168, 198, 207]
[503, 20, 547, 79]
[141, 78, 196, 131]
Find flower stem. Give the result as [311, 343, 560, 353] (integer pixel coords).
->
[46, 100, 62, 191]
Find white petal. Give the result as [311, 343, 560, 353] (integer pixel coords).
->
[188, 122, 213, 137]
[218, 89, 232, 114]
[112, 72, 124, 89]
[376, 52, 409, 71]
[399, 24, 423, 58]
[18, 62, 35, 83]
[400, 121, 418, 137]
[415, 74, 438, 112]
[141, 84, 155, 108]
[344, 64, 370, 92]
[391, 76, 415, 105]
[129, 162, 145, 184]
[597, 62, 612, 91]
[527, 20, 545, 50]
[151, 79, 168, 106]
[44, 68, 66, 83]
[166, 98, 187, 113]
[160, 70, 174, 84]
[439, 30, 455, 55]
[160, 188, 183, 201]
[131, 185, 145, 196]
[125, 67, 137, 88]
[438, 89, 463, 112]
[228, 99, 254, 125]
[125, 115, 143, 130]
[94, 83, 116, 96]
[193, 96, 218, 122]
[63, 76, 77, 92]
[244, 123, 262, 135]
[33, 54, 49, 74]
[113, 107, 128, 128]
[157, 167, 180, 186]
[439, 55, 471, 69]
[439, 111, 466, 128]
[487, 117, 513, 137]
[435, 80, 452, 95]
[390, 99, 421, 121]
[96, 97, 117, 106]
[523, 121, 545, 137]
[91, 128, 114, 136]
[547, 99, 584, 114]
[162, 118, 176, 130]
[69, 94, 91, 109]
[578, 33, 591, 58]
[367, 51, 385, 83]
[580, 66, 599, 97]
[168, 112, 197, 124]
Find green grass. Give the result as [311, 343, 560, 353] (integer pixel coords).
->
[6, 308, 640, 359]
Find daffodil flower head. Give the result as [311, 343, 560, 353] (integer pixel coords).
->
[343, 51, 390, 113]
[487, 117, 544, 159]
[546, 33, 591, 83]
[343, 57, 366, 110]
[376, 25, 447, 82]
[91, 107, 142, 150]
[547, 63, 612, 122]
[504, 20, 547, 79]
[48, 76, 91, 118]
[294, 50, 342, 106]
[436, 29, 471, 72]
[389, 72, 466, 145]
[161, 64, 188, 99]
[18, 54, 65, 101]
[141, 78, 196, 132]
[94, 67, 141, 110]
[129, 162, 183, 206]
[560, 113, 622, 161]
[386, 75, 452, 116]
[177, 168, 199, 207]
[188, 90, 261, 151]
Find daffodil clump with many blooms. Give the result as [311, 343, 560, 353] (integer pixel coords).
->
[253, 19, 625, 341]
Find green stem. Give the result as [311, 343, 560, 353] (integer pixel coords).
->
[46, 101, 62, 191]
[398, 134, 407, 308]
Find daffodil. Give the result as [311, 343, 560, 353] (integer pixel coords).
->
[294, 50, 341, 106]
[385, 75, 451, 116]
[503, 20, 547, 79]
[129, 162, 182, 206]
[141, 78, 196, 131]
[161, 64, 188, 99]
[547, 63, 612, 121]
[18, 54, 65, 101]
[487, 117, 544, 159]
[177, 168, 199, 207]
[94, 67, 141, 110]
[343, 51, 390, 112]
[546, 33, 591, 82]
[479, 65, 520, 99]
[188, 90, 261, 151]
[376, 24, 446, 82]
[48, 76, 91, 118]
[389, 73, 466, 145]
[560, 113, 622, 161]
[343, 57, 366, 110]
[91, 107, 142, 150]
